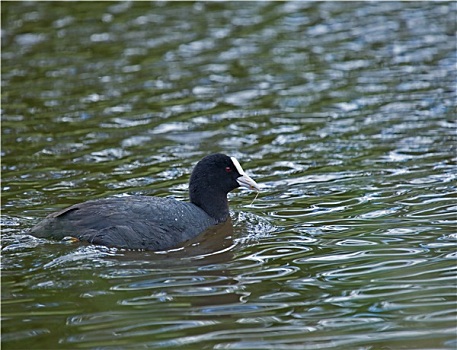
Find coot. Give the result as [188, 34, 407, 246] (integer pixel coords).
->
[29, 153, 260, 251]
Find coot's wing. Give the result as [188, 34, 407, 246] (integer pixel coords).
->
[29, 196, 217, 250]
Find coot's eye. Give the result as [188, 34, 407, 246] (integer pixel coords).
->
[225, 166, 232, 172]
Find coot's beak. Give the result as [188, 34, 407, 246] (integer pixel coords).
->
[230, 156, 260, 192]
[236, 173, 260, 192]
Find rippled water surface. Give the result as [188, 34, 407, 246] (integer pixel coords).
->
[2, 2, 456, 349]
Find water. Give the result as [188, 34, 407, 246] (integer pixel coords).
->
[2, 2, 456, 349]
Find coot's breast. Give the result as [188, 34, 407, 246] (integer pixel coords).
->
[30, 196, 218, 251]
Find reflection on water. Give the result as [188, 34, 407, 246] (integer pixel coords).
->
[2, 1, 456, 349]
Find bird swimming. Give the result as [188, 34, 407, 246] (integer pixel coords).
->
[29, 153, 260, 251]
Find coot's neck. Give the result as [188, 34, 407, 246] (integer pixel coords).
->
[194, 193, 229, 223]
[189, 186, 230, 223]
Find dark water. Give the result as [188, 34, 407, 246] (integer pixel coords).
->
[2, 2, 456, 349]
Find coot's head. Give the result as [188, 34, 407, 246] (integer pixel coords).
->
[189, 153, 259, 221]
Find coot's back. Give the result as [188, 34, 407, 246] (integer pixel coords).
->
[30, 196, 217, 251]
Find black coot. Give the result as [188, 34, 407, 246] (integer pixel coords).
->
[29, 153, 260, 251]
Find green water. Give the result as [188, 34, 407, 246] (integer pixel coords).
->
[2, 2, 456, 349]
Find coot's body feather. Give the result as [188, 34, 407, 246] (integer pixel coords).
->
[29, 154, 260, 251]
[31, 196, 217, 250]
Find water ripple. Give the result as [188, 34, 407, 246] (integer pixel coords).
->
[237, 266, 300, 282]
[318, 259, 427, 281]
[111, 275, 228, 291]
[2, 1, 456, 349]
